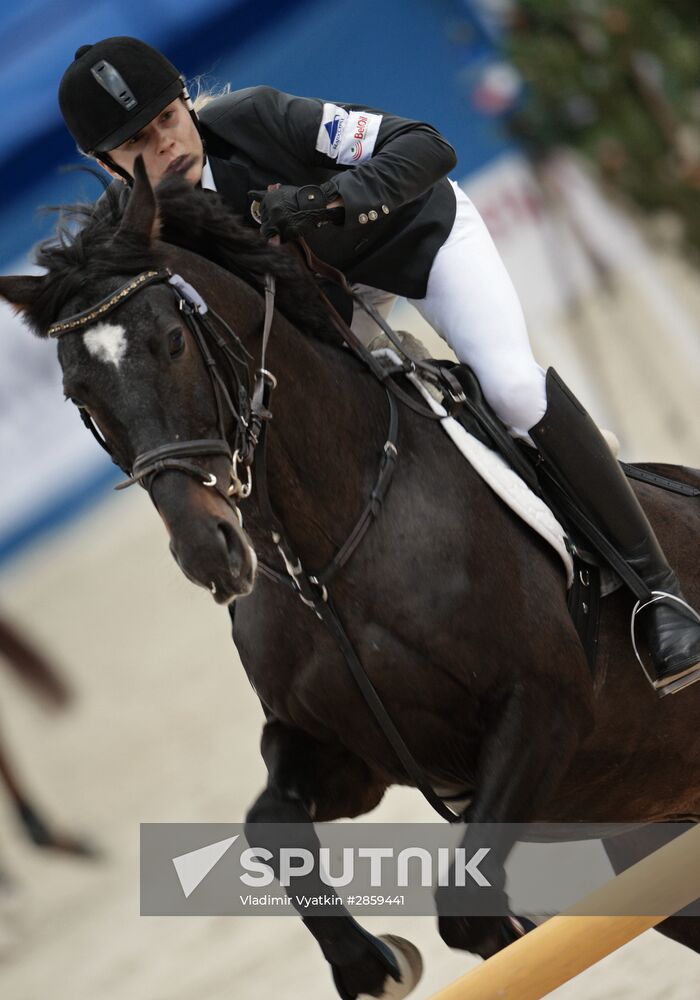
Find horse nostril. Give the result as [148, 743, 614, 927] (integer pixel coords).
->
[217, 520, 242, 565]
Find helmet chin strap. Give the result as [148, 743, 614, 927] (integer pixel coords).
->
[96, 150, 133, 186]
[181, 83, 210, 173]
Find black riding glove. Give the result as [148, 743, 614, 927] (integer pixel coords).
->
[248, 183, 344, 241]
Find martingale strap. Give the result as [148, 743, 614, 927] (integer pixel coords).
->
[252, 380, 461, 822]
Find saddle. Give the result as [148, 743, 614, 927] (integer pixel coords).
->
[424, 356, 697, 675]
[366, 329, 700, 675]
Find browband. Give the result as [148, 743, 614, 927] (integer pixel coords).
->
[47, 268, 171, 337]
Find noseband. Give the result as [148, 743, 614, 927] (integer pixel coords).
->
[48, 268, 277, 504]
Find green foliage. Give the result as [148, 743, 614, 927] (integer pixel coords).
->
[507, 1, 700, 249]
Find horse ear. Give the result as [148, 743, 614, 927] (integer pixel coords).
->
[0, 274, 44, 316]
[118, 155, 161, 243]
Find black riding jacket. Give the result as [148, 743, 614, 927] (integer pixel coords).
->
[199, 86, 458, 298]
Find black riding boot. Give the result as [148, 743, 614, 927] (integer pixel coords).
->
[529, 369, 700, 695]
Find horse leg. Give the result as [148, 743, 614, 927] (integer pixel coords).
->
[0, 613, 71, 706]
[436, 682, 588, 958]
[245, 717, 420, 999]
[603, 824, 700, 955]
[0, 729, 97, 857]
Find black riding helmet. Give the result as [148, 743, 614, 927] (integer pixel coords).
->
[58, 36, 200, 182]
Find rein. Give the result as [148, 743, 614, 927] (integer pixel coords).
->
[49, 264, 462, 823]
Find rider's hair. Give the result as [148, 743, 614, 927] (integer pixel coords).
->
[190, 78, 232, 113]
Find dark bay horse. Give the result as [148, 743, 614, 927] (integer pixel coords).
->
[1, 161, 699, 998]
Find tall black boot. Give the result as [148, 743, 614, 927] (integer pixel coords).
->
[529, 369, 700, 696]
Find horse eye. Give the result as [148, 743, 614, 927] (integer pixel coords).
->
[168, 329, 186, 358]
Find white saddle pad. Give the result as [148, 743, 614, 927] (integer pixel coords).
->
[373, 348, 574, 588]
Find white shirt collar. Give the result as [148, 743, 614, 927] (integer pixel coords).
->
[200, 158, 217, 191]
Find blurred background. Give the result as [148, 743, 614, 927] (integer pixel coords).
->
[0, 1, 699, 998]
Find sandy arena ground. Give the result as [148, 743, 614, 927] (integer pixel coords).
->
[0, 475, 699, 1000]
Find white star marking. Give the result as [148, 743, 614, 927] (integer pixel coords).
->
[83, 322, 128, 369]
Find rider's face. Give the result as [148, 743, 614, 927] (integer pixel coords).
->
[102, 97, 203, 186]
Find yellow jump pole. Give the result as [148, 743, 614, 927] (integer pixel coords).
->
[429, 822, 700, 1000]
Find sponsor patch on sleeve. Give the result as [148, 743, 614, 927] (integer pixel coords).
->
[316, 103, 349, 158]
[336, 110, 382, 165]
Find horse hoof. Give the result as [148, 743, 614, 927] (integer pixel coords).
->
[358, 935, 423, 1000]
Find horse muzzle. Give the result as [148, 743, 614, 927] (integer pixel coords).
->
[153, 474, 258, 603]
[170, 515, 257, 604]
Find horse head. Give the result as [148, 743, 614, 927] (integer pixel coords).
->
[0, 157, 258, 604]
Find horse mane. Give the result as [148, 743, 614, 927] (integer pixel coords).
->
[29, 174, 343, 344]
[155, 175, 342, 343]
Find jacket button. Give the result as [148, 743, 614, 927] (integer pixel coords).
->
[382, 204, 390, 214]
[358, 213, 369, 224]
[368, 210, 378, 221]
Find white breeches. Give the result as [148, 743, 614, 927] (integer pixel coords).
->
[350, 180, 547, 439]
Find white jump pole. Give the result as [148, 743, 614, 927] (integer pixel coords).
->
[429, 823, 700, 1000]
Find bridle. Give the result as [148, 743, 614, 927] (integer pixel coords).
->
[48, 263, 463, 823]
[48, 267, 275, 505]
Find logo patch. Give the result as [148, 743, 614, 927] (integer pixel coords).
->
[336, 111, 382, 165]
[316, 103, 348, 158]
[324, 114, 344, 148]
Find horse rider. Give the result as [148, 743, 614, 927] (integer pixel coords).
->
[57, 36, 700, 694]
